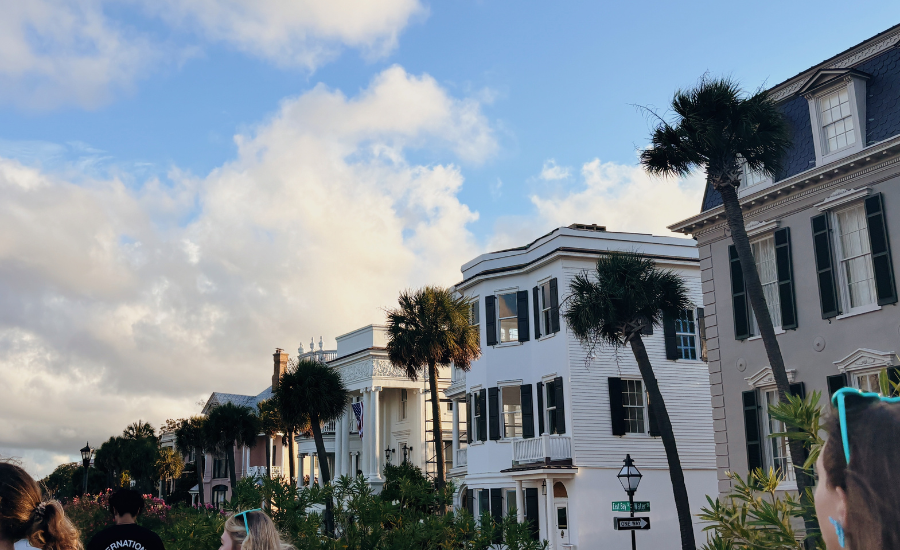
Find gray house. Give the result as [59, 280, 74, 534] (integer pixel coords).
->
[670, 24, 900, 495]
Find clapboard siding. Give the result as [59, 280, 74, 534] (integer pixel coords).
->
[561, 265, 716, 470]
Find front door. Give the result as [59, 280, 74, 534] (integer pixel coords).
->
[555, 500, 569, 546]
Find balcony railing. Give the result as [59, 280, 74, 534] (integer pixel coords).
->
[456, 447, 467, 467]
[271, 466, 283, 478]
[322, 420, 336, 434]
[511, 434, 572, 465]
[247, 466, 267, 478]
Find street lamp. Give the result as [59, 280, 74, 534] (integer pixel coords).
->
[617, 454, 642, 550]
[80, 442, 94, 495]
[384, 447, 395, 464]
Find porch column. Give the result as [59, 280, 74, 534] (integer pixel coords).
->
[362, 390, 372, 477]
[515, 479, 524, 524]
[372, 387, 382, 480]
[334, 413, 344, 481]
[341, 404, 351, 477]
[298, 454, 305, 488]
[451, 399, 460, 469]
[545, 477, 555, 547]
[352, 452, 359, 477]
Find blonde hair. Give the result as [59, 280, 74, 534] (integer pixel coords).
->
[0, 462, 82, 550]
[224, 511, 294, 550]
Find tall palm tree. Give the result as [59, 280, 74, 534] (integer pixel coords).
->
[205, 402, 261, 491]
[565, 252, 695, 550]
[123, 420, 156, 440]
[175, 415, 209, 506]
[639, 78, 813, 498]
[275, 358, 348, 536]
[385, 286, 481, 490]
[257, 398, 283, 480]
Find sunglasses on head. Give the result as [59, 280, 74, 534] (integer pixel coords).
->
[234, 508, 262, 535]
[831, 387, 900, 465]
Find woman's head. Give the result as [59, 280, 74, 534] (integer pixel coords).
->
[220, 510, 293, 550]
[0, 462, 81, 550]
[816, 395, 900, 550]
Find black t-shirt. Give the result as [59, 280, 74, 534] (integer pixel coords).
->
[86, 523, 165, 550]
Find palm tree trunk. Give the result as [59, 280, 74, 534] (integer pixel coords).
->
[265, 436, 272, 480]
[287, 431, 295, 484]
[310, 415, 334, 536]
[719, 185, 815, 507]
[196, 452, 205, 506]
[630, 334, 696, 550]
[227, 441, 238, 490]
[427, 360, 446, 489]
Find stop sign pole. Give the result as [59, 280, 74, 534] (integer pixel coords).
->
[617, 454, 643, 550]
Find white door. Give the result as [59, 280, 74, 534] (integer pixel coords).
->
[555, 499, 570, 546]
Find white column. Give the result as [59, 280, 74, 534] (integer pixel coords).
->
[352, 452, 359, 477]
[298, 454, 305, 488]
[372, 387, 382, 479]
[362, 390, 371, 477]
[451, 399, 460, 469]
[545, 477, 555, 548]
[516, 479, 525, 524]
[316, 454, 324, 487]
[342, 404, 351, 477]
[334, 413, 344, 481]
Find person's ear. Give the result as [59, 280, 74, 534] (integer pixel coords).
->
[835, 486, 848, 524]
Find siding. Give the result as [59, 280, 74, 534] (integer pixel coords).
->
[563, 266, 716, 470]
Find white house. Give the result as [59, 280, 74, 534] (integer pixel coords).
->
[295, 324, 453, 492]
[447, 224, 718, 549]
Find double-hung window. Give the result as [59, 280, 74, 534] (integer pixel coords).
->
[539, 281, 552, 334]
[473, 392, 483, 440]
[501, 386, 522, 438]
[674, 309, 698, 360]
[400, 388, 408, 421]
[761, 389, 794, 482]
[622, 380, 647, 434]
[834, 204, 877, 310]
[469, 299, 480, 347]
[749, 236, 782, 335]
[819, 88, 856, 154]
[545, 380, 559, 434]
[497, 292, 518, 343]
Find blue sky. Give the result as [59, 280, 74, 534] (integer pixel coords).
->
[1, 1, 898, 475]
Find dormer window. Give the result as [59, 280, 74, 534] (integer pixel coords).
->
[800, 68, 869, 166]
[737, 158, 772, 198]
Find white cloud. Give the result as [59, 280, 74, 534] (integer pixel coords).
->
[145, 0, 426, 69]
[0, 66, 492, 476]
[539, 159, 570, 181]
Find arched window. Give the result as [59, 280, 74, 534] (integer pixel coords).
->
[553, 481, 568, 498]
[212, 484, 228, 507]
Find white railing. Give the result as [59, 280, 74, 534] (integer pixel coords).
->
[322, 420, 336, 434]
[271, 466, 283, 478]
[456, 448, 467, 467]
[247, 466, 267, 478]
[512, 435, 572, 465]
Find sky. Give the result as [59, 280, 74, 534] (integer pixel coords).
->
[1, 0, 899, 477]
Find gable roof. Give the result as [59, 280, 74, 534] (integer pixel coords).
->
[202, 386, 273, 415]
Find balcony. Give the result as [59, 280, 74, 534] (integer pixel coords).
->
[322, 420, 336, 434]
[511, 435, 572, 466]
[456, 447, 467, 467]
[247, 466, 267, 478]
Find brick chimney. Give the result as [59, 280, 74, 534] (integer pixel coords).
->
[272, 348, 289, 391]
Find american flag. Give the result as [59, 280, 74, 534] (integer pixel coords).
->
[351, 401, 364, 438]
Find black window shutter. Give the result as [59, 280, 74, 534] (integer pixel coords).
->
[811, 213, 841, 318]
[478, 389, 487, 442]
[865, 193, 898, 305]
[466, 488, 474, 512]
[742, 390, 763, 473]
[697, 307, 708, 362]
[648, 393, 660, 437]
[488, 387, 501, 440]
[553, 377, 566, 434]
[549, 278, 560, 333]
[888, 367, 900, 397]
[536, 382, 545, 435]
[479, 489, 490, 517]
[532, 287, 542, 339]
[608, 378, 626, 436]
[485, 296, 497, 346]
[826, 374, 848, 397]
[517, 290, 530, 342]
[662, 310, 678, 360]
[521, 384, 535, 439]
[466, 393, 473, 444]
[774, 227, 799, 330]
[524, 488, 539, 540]
[730, 245, 751, 339]
[789, 382, 806, 400]
[490, 488, 503, 542]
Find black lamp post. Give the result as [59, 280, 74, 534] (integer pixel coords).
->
[80, 442, 94, 495]
[617, 454, 643, 550]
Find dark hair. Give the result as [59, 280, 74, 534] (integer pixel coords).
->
[0, 461, 81, 550]
[108, 489, 144, 518]
[822, 400, 900, 550]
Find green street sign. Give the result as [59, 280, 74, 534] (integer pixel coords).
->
[612, 501, 650, 512]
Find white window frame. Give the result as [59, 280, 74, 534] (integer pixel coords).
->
[400, 388, 408, 421]
[853, 370, 883, 394]
[468, 296, 480, 347]
[543, 378, 558, 435]
[472, 387, 484, 442]
[737, 160, 773, 198]
[760, 387, 796, 486]
[806, 77, 867, 166]
[748, 235, 783, 336]
[832, 203, 879, 315]
[539, 279, 553, 336]
[496, 291, 519, 343]
[621, 379, 649, 435]
[674, 308, 699, 361]
[500, 385, 523, 439]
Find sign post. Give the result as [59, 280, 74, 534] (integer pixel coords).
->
[616, 455, 644, 550]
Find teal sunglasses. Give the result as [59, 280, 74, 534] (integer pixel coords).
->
[234, 508, 262, 535]
[831, 387, 900, 465]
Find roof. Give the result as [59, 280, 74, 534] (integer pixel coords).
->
[202, 386, 273, 415]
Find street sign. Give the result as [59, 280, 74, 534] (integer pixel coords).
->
[612, 501, 650, 512]
[614, 517, 651, 530]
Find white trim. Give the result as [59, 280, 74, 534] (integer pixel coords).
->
[814, 187, 872, 211]
[541, 373, 558, 383]
[806, 76, 867, 166]
[745, 366, 797, 388]
[744, 219, 780, 238]
[834, 348, 900, 374]
[747, 327, 786, 341]
[497, 379, 524, 387]
[835, 304, 881, 320]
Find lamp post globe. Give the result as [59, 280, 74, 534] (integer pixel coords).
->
[617, 453, 642, 495]
[80, 442, 94, 495]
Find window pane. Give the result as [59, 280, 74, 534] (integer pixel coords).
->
[836, 205, 877, 309]
[749, 237, 782, 332]
[763, 390, 794, 481]
[502, 387, 523, 438]
[498, 293, 518, 318]
[623, 380, 645, 434]
[819, 88, 856, 153]
[500, 319, 518, 342]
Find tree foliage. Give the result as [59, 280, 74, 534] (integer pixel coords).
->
[204, 402, 260, 490]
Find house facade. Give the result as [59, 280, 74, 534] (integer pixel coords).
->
[295, 325, 452, 492]
[669, 24, 900, 496]
[448, 224, 718, 549]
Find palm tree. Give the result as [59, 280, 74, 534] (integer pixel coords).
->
[175, 415, 209, 506]
[275, 358, 348, 536]
[639, 77, 813, 498]
[205, 402, 261, 491]
[257, 398, 283, 480]
[385, 286, 481, 489]
[565, 252, 695, 550]
[123, 420, 156, 440]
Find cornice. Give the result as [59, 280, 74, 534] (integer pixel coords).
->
[670, 135, 900, 236]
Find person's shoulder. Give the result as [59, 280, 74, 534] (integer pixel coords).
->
[86, 525, 120, 550]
